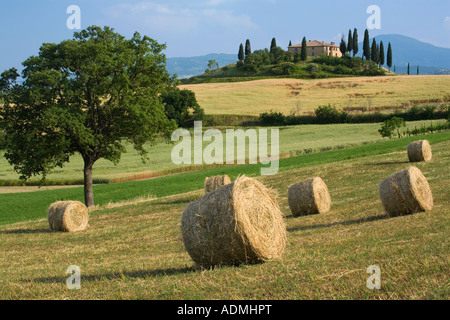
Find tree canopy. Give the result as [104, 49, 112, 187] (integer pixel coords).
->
[0, 25, 177, 207]
[161, 87, 204, 127]
[379, 41, 385, 66]
[363, 29, 371, 60]
[387, 42, 393, 71]
[347, 29, 353, 54]
[301, 37, 307, 62]
[379, 117, 406, 139]
[352, 28, 359, 57]
[238, 43, 244, 61]
[245, 39, 252, 57]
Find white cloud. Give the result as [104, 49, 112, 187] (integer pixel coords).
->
[444, 16, 450, 30]
[103, 2, 257, 34]
[204, 0, 230, 6]
[104, 2, 173, 16]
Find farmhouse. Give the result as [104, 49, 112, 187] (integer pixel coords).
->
[288, 40, 342, 58]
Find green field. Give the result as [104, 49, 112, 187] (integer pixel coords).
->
[1, 72, 449, 300]
[0, 131, 448, 226]
[0, 120, 445, 185]
[0, 132, 448, 299]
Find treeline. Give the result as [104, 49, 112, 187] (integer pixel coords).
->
[339, 28, 393, 71]
[379, 116, 450, 139]
[236, 37, 295, 73]
[235, 28, 393, 75]
[258, 103, 450, 126]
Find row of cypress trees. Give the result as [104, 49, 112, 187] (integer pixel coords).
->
[341, 28, 393, 71]
[238, 29, 394, 71]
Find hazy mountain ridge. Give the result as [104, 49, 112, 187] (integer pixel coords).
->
[167, 53, 237, 79]
[366, 34, 450, 74]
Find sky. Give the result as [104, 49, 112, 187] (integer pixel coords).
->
[1, 0, 450, 73]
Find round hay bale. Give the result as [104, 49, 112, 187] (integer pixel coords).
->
[288, 177, 331, 217]
[48, 201, 89, 232]
[204, 175, 231, 193]
[379, 166, 433, 217]
[182, 176, 286, 268]
[407, 140, 432, 162]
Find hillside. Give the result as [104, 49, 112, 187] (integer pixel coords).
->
[180, 76, 450, 116]
[166, 35, 450, 78]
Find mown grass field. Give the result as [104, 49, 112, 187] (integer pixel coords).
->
[1, 131, 448, 226]
[180, 75, 450, 116]
[0, 133, 448, 299]
[0, 120, 444, 185]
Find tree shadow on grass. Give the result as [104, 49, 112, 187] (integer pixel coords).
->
[29, 266, 198, 284]
[287, 214, 389, 233]
[0, 228, 53, 235]
[367, 161, 410, 166]
[154, 199, 192, 205]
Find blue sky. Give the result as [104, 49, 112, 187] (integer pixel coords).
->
[1, 0, 450, 73]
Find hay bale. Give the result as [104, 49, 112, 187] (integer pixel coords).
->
[182, 176, 286, 268]
[48, 201, 89, 232]
[288, 177, 331, 217]
[204, 175, 232, 193]
[379, 167, 433, 217]
[407, 140, 432, 162]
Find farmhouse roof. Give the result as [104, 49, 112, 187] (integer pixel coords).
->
[289, 40, 339, 48]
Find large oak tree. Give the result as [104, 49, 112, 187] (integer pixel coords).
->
[0, 26, 176, 207]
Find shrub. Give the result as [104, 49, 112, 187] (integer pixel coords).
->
[314, 105, 347, 124]
[362, 63, 385, 76]
[312, 55, 342, 66]
[307, 63, 320, 74]
[259, 110, 286, 126]
[271, 62, 296, 76]
[379, 117, 406, 139]
[334, 65, 353, 75]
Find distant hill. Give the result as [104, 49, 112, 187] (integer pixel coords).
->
[167, 35, 450, 78]
[364, 34, 450, 74]
[166, 53, 236, 79]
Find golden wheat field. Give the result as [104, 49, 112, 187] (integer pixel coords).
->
[180, 75, 450, 116]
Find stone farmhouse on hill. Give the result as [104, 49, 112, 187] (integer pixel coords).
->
[288, 40, 342, 58]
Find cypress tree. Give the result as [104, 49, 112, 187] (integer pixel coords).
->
[353, 28, 359, 57]
[340, 38, 347, 56]
[379, 41, 385, 66]
[289, 40, 292, 47]
[407, 63, 410, 75]
[238, 43, 244, 61]
[363, 29, 370, 60]
[371, 38, 378, 62]
[417, 66, 420, 75]
[347, 29, 353, 54]
[245, 39, 251, 57]
[387, 42, 393, 71]
[301, 37, 307, 61]
[270, 38, 277, 53]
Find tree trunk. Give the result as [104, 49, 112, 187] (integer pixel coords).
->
[83, 161, 95, 207]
